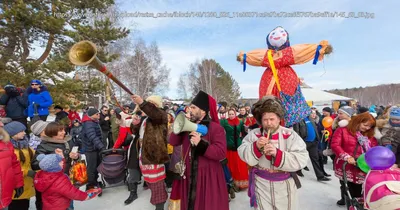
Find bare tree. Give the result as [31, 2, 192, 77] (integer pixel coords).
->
[328, 84, 400, 106]
[177, 72, 190, 99]
[186, 59, 241, 104]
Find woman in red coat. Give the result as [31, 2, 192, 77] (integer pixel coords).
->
[0, 127, 24, 210]
[331, 112, 378, 201]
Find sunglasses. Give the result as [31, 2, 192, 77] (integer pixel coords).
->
[31, 84, 39, 86]
[103, 109, 108, 111]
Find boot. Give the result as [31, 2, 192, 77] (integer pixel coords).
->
[124, 183, 138, 205]
[336, 198, 345, 206]
[155, 202, 165, 210]
[229, 187, 236, 199]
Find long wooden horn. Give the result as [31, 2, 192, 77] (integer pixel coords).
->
[69, 40, 134, 95]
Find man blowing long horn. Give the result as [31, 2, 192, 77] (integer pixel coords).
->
[169, 90, 229, 210]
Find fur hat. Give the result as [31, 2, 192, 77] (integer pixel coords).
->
[338, 106, 355, 118]
[251, 96, 285, 124]
[87, 108, 99, 117]
[37, 154, 63, 172]
[4, 121, 26, 137]
[30, 120, 49, 136]
[146, 95, 163, 108]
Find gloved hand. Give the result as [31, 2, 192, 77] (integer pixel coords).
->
[27, 170, 36, 178]
[14, 187, 24, 198]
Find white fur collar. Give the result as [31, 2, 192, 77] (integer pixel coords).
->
[338, 119, 349, 128]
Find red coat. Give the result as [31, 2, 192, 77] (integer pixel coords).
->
[331, 127, 378, 184]
[68, 111, 81, 125]
[0, 140, 24, 208]
[169, 121, 229, 210]
[34, 171, 87, 210]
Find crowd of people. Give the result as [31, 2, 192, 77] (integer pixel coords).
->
[0, 79, 399, 210]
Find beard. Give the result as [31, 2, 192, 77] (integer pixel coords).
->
[189, 112, 202, 123]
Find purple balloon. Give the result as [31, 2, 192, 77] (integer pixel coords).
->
[365, 146, 396, 170]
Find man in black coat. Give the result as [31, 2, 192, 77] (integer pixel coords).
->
[54, 105, 70, 133]
[81, 108, 105, 190]
[0, 84, 28, 128]
[99, 105, 111, 148]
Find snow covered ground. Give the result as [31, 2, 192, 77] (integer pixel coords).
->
[29, 161, 345, 210]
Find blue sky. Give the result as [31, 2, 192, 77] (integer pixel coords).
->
[116, 0, 399, 98]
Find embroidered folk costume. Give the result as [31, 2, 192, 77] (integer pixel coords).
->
[220, 110, 249, 190]
[238, 96, 309, 210]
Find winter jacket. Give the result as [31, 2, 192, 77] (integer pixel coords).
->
[0, 130, 24, 208]
[0, 91, 28, 120]
[29, 134, 42, 150]
[34, 171, 88, 210]
[32, 136, 76, 174]
[331, 127, 378, 184]
[110, 114, 120, 143]
[12, 147, 35, 200]
[139, 101, 169, 165]
[68, 111, 81, 125]
[99, 112, 111, 132]
[55, 111, 70, 126]
[81, 115, 104, 152]
[396, 145, 400, 165]
[70, 125, 83, 150]
[27, 86, 53, 117]
[220, 119, 245, 151]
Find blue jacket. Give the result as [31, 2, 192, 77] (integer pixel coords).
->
[27, 86, 53, 117]
[81, 115, 104, 153]
[0, 92, 28, 120]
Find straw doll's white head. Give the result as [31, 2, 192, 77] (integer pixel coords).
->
[266, 26, 290, 51]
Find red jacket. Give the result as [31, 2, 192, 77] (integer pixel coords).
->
[68, 111, 81, 126]
[0, 140, 24, 208]
[331, 127, 378, 184]
[34, 171, 87, 210]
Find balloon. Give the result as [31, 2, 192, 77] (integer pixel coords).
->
[322, 117, 333, 128]
[356, 153, 370, 173]
[365, 146, 396, 170]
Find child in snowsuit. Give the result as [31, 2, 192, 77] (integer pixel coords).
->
[34, 153, 94, 210]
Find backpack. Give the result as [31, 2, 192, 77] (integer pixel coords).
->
[292, 119, 308, 140]
[363, 167, 400, 210]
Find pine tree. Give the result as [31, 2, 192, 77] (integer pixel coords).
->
[0, 0, 129, 106]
